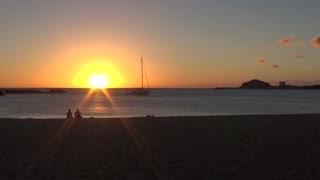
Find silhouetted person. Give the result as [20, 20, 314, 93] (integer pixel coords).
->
[74, 108, 82, 118]
[66, 108, 73, 119]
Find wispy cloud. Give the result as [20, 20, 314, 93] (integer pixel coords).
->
[256, 56, 268, 63]
[278, 36, 295, 46]
[289, 53, 305, 59]
[277, 36, 305, 47]
[255, 56, 279, 69]
[310, 36, 320, 48]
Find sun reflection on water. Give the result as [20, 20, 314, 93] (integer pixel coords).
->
[77, 88, 119, 117]
[89, 105, 106, 112]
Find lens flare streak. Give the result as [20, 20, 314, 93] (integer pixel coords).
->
[24, 117, 77, 177]
[101, 88, 119, 113]
[78, 88, 96, 109]
[120, 118, 161, 178]
[25, 88, 121, 177]
[78, 88, 119, 115]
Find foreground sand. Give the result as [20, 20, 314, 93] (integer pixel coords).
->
[1, 114, 320, 179]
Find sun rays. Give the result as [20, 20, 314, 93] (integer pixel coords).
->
[77, 88, 119, 114]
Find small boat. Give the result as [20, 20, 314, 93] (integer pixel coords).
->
[49, 89, 66, 93]
[0, 89, 5, 96]
[131, 57, 150, 96]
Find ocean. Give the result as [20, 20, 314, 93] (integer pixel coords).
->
[0, 88, 320, 118]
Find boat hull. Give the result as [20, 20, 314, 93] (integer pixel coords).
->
[131, 89, 150, 96]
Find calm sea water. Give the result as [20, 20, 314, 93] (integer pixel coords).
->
[0, 89, 320, 118]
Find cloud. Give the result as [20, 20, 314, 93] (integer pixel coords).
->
[256, 56, 268, 63]
[289, 53, 305, 58]
[278, 36, 295, 45]
[256, 56, 279, 69]
[310, 36, 320, 48]
[277, 36, 305, 46]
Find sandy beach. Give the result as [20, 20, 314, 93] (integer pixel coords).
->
[1, 114, 320, 179]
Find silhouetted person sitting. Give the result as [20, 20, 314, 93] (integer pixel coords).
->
[74, 108, 82, 118]
[66, 108, 73, 119]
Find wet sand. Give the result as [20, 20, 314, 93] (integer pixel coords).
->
[1, 114, 320, 179]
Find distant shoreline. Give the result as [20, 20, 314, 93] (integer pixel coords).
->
[215, 87, 320, 90]
[1, 113, 320, 120]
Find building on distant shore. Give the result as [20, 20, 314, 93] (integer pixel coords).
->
[279, 81, 286, 88]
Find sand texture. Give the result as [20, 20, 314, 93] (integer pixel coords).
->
[1, 114, 320, 179]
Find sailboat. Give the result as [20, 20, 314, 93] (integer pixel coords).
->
[131, 57, 150, 96]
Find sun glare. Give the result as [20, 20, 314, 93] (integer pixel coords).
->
[73, 61, 123, 88]
[89, 74, 109, 88]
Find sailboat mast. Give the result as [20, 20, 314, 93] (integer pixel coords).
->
[141, 57, 143, 90]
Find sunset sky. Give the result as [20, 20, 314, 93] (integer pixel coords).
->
[0, 0, 319, 88]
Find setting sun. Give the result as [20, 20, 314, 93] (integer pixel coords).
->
[73, 61, 123, 88]
[89, 74, 109, 88]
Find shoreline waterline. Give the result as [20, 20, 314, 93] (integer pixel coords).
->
[1, 113, 320, 120]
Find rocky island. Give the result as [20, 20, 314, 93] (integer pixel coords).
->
[239, 79, 273, 89]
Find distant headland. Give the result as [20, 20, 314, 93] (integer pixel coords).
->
[240, 79, 273, 89]
[1, 88, 66, 94]
[216, 79, 320, 89]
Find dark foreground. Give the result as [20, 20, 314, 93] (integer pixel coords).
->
[1, 114, 320, 179]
